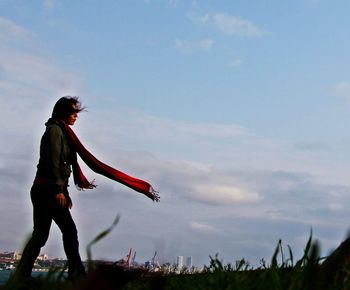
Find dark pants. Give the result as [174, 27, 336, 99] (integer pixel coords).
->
[15, 185, 85, 280]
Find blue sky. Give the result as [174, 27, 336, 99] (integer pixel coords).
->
[2, 0, 350, 267]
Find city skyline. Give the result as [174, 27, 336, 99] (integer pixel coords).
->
[0, 250, 195, 270]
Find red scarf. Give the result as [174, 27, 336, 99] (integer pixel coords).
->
[62, 122, 159, 201]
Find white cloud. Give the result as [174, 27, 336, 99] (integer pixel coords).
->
[0, 46, 81, 92]
[43, 0, 60, 11]
[228, 58, 243, 67]
[190, 184, 260, 205]
[190, 12, 267, 37]
[294, 141, 330, 152]
[0, 17, 31, 43]
[175, 38, 213, 53]
[97, 108, 249, 140]
[0, 17, 83, 131]
[178, 121, 246, 137]
[213, 13, 266, 37]
[328, 203, 344, 212]
[0, 17, 84, 196]
[333, 81, 350, 98]
[168, 0, 179, 7]
[102, 150, 262, 207]
[189, 221, 221, 234]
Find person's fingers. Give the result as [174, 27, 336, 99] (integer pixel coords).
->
[60, 197, 66, 208]
[56, 194, 67, 208]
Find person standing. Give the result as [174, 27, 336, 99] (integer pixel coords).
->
[14, 97, 87, 281]
[14, 96, 159, 281]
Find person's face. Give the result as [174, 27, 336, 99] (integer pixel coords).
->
[65, 111, 78, 126]
[61, 103, 79, 125]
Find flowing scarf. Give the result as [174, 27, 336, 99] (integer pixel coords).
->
[61, 122, 158, 201]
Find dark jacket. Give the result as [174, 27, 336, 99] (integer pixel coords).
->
[35, 119, 73, 195]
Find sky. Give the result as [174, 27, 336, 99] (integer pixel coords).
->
[2, 0, 350, 267]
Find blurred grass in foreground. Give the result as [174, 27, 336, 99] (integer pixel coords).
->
[3, 218, 350, 290]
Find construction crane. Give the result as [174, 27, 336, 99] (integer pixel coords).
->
[131, 251, 137, 266]
[125, 248, 132, 266]
[151, 251, 157, 267]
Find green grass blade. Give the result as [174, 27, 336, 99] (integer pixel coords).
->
[86, 214, 121, 272]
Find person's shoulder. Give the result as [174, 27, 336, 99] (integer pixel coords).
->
[45, 119, 64, 135]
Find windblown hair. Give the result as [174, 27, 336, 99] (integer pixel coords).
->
[51, 96, 85, 119]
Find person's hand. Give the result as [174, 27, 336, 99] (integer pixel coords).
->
[56, 193, 70, 208]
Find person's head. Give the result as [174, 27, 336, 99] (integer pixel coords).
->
[51, 96, 85, 125]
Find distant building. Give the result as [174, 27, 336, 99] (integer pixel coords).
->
[0, 251, 21, 260]
[0, 251, 49, 262]
[186, 256, 193, 268]
[37, 253, 49, 261]
[176, 256, 183, 269]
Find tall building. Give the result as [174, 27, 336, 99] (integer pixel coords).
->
[186, 256, 193, 268]
[176, 256, 183, 269]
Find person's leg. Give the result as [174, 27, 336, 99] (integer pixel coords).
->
[14, 186, 52, 278]
[53, 205, 85, 280]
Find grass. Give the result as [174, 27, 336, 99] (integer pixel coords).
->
[3, 219, 350, 290]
